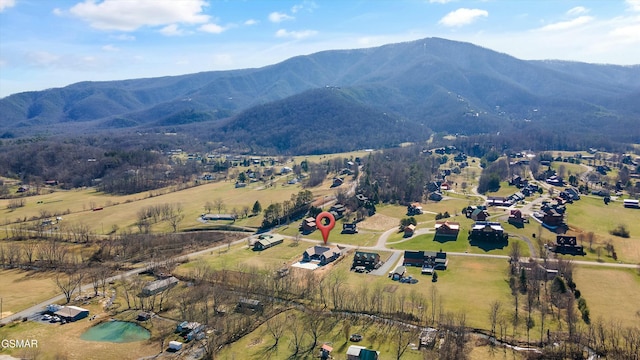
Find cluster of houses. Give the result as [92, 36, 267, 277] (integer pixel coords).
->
[486, 175, 540, 207]
[535, 200, 568, 232]
[300, 203, 357, 234]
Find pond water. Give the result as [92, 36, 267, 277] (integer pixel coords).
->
[80, 320, 150, 343]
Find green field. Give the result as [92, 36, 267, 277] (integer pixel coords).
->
[0, 269, 61, 316]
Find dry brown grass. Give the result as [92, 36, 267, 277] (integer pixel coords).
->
[0, 269, 60, 315]
[358, 213, 399, 231]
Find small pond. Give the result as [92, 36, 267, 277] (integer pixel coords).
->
[80, 320, 151, 343]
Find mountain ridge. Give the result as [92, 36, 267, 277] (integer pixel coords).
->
[1, 37, 639, 149]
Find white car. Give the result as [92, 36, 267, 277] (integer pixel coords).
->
[42, 314, 52, 321]
[51, 316, 60, 323]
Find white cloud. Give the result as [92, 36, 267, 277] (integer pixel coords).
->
[199, 23, 225, 34]
[244, 19, 258, 26]
[291, 1, 317, 13]
[269, 12, 294, 23]
[439, 8, 488, 27]
[160, 24, 184, 36]
[538, 16, 594, 31]
[111, 34, 135, 41]
[52, 8, 63, 16]
[25, 51, 61, 67]
[567, 6, 589, 16]
[0, 0, 16, 12]
[429, 0, 455, 3]
[69, 0, 209, 31]
[627, 0, 640, 12]
[609, 22, 640, 43]
[102, 44, 119, 52]
[275, 29, 317, 39]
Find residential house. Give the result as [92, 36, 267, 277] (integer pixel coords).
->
[428, 192, 443, 201]
[236, 298, 263, 313]
[302, 245, 343, 265]
[54, 305, 89, 322]
[470, 208, 490, 221]
[403, 251, 448, 270]
[142, 276, 179, 296]
[332, 177, 344, 187]
[347, 345, 379, 360]
[407, 202, 424, 215]
[329, 203, 347, 219]
[434, 221, 460, 240]
[390, 265, 406, 280]
[234, 182, 247, 188]
[342, 223, 358, 234]
[300, 217, 317, 233]
[320, 344, 333, 360]
[553, 235, 584, 255]
[624, 199, 640, 208]
[469, 222, 508, 242]
[508, 209, 527, 227]
[352, 251, 381, 271]
[404, 224, 416, 237]
[252, 234, 284, 251]
[487, 196, 509, 207]
[546, 175, 564, 186]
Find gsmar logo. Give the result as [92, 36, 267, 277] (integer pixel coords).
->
[1, 339, 38, 349]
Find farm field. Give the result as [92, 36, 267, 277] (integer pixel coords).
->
[566, 196, 640, 263]
[573, 265, 640, 329]
[0, 269, 61, 316]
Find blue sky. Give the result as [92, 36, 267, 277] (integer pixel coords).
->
[1, 0, 639, 97]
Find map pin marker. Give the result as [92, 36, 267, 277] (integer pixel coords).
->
[315, 211, 336, 245]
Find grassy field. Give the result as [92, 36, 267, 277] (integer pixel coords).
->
[573, 265, 640, 329]
[0, 269, 61, 316]
[550, 161, 587, 177]
[566, 196, 640, 263]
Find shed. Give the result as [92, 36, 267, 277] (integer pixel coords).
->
[253, 234, 284, 251]
[142, 276, 179, 296]
[168, 341, 183, 351]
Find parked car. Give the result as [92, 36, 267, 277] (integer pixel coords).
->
[350, 334, 363, 342]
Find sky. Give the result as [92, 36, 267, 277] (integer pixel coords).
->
[1, 0, 639, 98]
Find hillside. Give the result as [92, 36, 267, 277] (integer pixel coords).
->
[1, 37, 639, 149]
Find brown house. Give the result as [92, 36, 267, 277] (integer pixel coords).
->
[404, 224, 416, 237]
[300, 217, 316, 233]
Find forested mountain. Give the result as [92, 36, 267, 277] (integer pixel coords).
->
[1, 37, 639, 151]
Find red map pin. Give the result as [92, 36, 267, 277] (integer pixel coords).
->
[315, 211, 336, 245]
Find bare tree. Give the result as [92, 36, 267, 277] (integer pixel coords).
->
[204, 201, 213, 214]
[55, 271, 84, 303]
[213, 198, 225, 214]
[266, 314, 286, 350]
[488, 300, 502, 337]
[393, 324, 419, 360]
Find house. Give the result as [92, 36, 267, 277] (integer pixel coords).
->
[546, 175, 564, 186]
[202, 213, 237, 221]
[17, 185, 29, 193]
[302, 245, 343, 265]
[509, 175, 523, 188]
[168, 341, 183, 351]
[429, 192, 443, 201]
[234, 182, 247, 188]
[404, 224, 416, 237]
[403, 251, 448, 270]
[407, 202, 424, 215]
[142, 276, 179, 296]
[390, 266, 406, 280]
[329, 203, 347, 219]
[487, 196, 509, 207]
[253, 234, 284, 251]
[434, 221, 460, 239]
[332, 177, 344, 187]
[342, 223, 358, 234]
[320, 344, 333, 360]
[469, 222, 508, 241]
[352, 251, 381, 271]
[44, 180, 58, 186]
[440, 183, 451, 191]
[623, 199, 639, 208]
[553, 235, 584, 255]
[347, 345, 379, 360]
[426, 181, 441, 192]
[508, 209, 527, 227]
[470, 208, 490, 221]
[300, 217, 316, 233]
[236, 298, 263, 313]
[54, 305, 89, 322]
